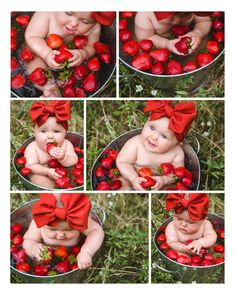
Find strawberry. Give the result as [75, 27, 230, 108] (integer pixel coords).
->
[11, 56, 19, 71]
[11, 37, 17, 52]
[20, 47, 34, 61]
[29, 67, 48, 86]
[16, 156, 26, 165]
[141, 176, 156, 189]
[183, 61, 198, 72]
[212, 12, 222, 18]
[87, 57, 101, 72]
[33, 265, 49, 276]
[121, 12, 135, 18]
[176, 255, 191, 265]
[16, 262, 30, 273]
[131, 53, 152, 71]
[160, 163, 175, 175]
[201, 259, 212, 266]
[82, 73, 98, 93]
[199, 248, 207, 255]
[214, 244, 224, 253]
[48, 159, 60, 168]
[74, 146, 83, 154]
[206, 40, 220, 55]
[46, 143, 57, 154]
[204, 253, 214, 262]
[119, 30, 132, 42]
[151, 62, 165, 75]
[73, 35, 88, 49]
[191, 255, 201, 264]
[156, 233, 166, 243]
[101, 156, 114, 169]
[54, 246, 68, 258]
[20, 167, 31, 177]
[107, 168, 120, 179]
[55, 167, 67, 177]
[95, 166, 106, 178]
[55, 260, 70, 273]
[12, 234, 23, 246]
[175, 37, 192, 55]
[166, 60, 183, 75]
[11, 223, 23, 234]
[75, 163, 83, 170]
[47, 34, 64, 49]
[12, 249, 27, 263]
[57, 74, 77, 88]
[214, 257, 224, 264]
[213, 31, 224, 43]
[166, 249, 178, 260]
[159, 242, 170, 251]
[99, 52, 111, 64]
[73, 65, 87, 79]
[94, 42, 110, 54]
[197, 53, 214, 67]
[122, 39, 140, 56]
[185, 240, 193, 245]
[68, 254, 77, 265]
[11, 28, 17, 38]
[150, 48, 169, 63]
[71, 246, 81, 255]
[140, 39, 153, 52]
[74, 175, 84, 186]
[138, 167, 153, 177]
[107, 149, 118, 159]
[15, 15, 30, 27]
[96, 180, 111, 190]
[11, 74, 26, 89]
[40, 246, 53, 264]
[172, 25, 190, 38]
[119, 19, 128, 31]
[110, 179, 122, 190]
[212, 20, 224, 30]
[182, 176, 193, 187]
[62, 85, 76, 97]
[71, 264, 78, 270]
[216, 228, 225, 239]
[174, 166, 186, 178]
[72, 168, 83, 177]
[54, 47, 73, 64]
[17, 146, 26, 154]
[55, 177, 70, 188]
[176, 182, 189, 190]
[75, 88, 87, 98]
[78, 157, 84, 164]
[11, 246, 18, 254]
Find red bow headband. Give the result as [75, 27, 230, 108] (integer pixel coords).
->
[166, 193, 209, 221]
[144, 100, 197, 142]
[91, 12, 116, 26]
[155, 12, 212, 21]
[32, 193, 91, 231]
[29, 100, 70, 130]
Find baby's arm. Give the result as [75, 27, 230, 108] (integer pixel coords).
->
[77, 217, 104, 269]
[23, 220, 44, 260]
[49, 140, 78, 167]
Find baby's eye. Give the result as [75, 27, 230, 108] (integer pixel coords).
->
[41, 130, 47, 133]
[81, 19, 90, 25]
[161, 134, 167, 139]
[65, 12, 73, 16]
[54, 130, 61, 133]
[150, 125, 155, 131]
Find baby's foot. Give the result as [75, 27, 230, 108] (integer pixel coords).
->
[40, 83, 61, 97]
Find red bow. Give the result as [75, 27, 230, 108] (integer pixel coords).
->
[154, 12, 212, 21]
[91, 12, 116, 26]
[29, 100, 70, 130]
[32, 193, 91, 231]
[166, 193, 209, 221]
[144, 100, 197, 141]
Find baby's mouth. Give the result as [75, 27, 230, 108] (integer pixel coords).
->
[65, 25, 76, 34]
[147, 139, 157, 148]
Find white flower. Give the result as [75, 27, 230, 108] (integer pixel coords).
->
[151, 89, 157, 96]
[201, 122, 205, 127]
[107, 194, 112, 198]
[203, 131, 209, 137]
[135, 85, 143, 93]
[108, 201, 114, 208]
[207, 121, 212, 127]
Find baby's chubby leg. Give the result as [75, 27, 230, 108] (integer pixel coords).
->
[29, 174, 56, 189]
[117, 176, 133, 190]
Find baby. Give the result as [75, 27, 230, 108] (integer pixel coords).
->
[116, 100, 197, 190]
[165, 193, 217, 255]
[24, 100, 78, 189]
[24, 12, 116, 97]
[135, 12, 212, 55]
[23, 193, 104, 270]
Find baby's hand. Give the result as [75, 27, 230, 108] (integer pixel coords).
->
[182, 31, 202, 53]
[166, 39, 186, 56]
[151, 176, 166, 190]
[185, 240, 202, 255]
[131, 176, 148, 191]
[47, 168, 61, 180]
[77, 250, 92, 270]
[45, 50, 64, 70]
[49, 147, 65, 161]
[67, 49, 86, 67]
[29, 243, 44, 261]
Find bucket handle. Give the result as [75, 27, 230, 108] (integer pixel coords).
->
[92, 205, 106, 225]
[187, 135, 200, 154]
[152, 259, 179, 274]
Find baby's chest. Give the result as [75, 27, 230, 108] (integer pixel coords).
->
[135, 150, 176, 168]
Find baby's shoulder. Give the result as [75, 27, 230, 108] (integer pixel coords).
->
[25, 140, 37, 151]
[126, 134, 141, 145]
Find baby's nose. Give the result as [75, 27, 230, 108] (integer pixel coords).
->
[47, 131, 54, 139]
[151, 132, 159, 141]
[56, 231, 65, 239]
[70, 16, 78, 27]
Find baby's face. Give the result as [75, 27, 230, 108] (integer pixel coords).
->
[55, 12, 96, 35]
[34, 116, 66, 151]
[173, 210, 204, 235]
[141, 117, 178, 153]
[42, 221, 78, 241]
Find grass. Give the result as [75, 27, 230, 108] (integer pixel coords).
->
[10, 100, 83, 190]
[10, 193, 148, 283]
[86, 100, 224, 190]
[151, 193, 224, 283]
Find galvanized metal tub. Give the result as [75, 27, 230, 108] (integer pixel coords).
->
[91, 128, 200, 190]
[11, 199, 106, 283]
[153, 213, 224, 283]
[13, 132, 84, 191]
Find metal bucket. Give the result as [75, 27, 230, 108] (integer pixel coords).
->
[91, 128, 200, 190]
[11, 199, 106, 283]
[153, 213, 224, 283]
[11, 12, 116, 98]
[13, 132, 84, 191]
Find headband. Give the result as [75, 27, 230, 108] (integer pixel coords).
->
[91, 12, 116, 26]
[154, 12, 212, 21]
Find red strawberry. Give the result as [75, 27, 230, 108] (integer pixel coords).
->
[140, 39, 153, 52]
[11, 37, 17, 52]
[185, 240, 193, 245]
[160, 163, 175, 175]
[11, 74, 26, 89]
[214, 244, 224, 253]
[12, 249, 27, 263]
[166, 60, 183, 75]
[175, 37, 192, 54]
[159, 242, 170, 251]
[214, 257, 224, 264]
[75, 162, 83, 170]
[47, 34, 64, 49]
[54, 47, 73, 64]
[20, 47, 34, 61]
[55, 260, 70, 273]
[12, 234, 23, 246]
[166, 249, 178, 260]
[11, 223, 23, 234]
[212, 20, 224, 30]
[40, 246, 53, 264]
[156, 233, 166, 243]
[46, 143, 57, 154]
[62, 85, 76, 97]
[96, 180, 111, 190]
[75, 87, 86, 98]
[191, 255, 201, 264]
[212, 12, 222, 18]
[183, 61, 198, 72]
[119, 19, 128, 31]
[172, 25, 190, 38]
[20, 167, 31, 177]
[131, 53, 152, 71]
[216, 228, 225, 239]
[119, 30, 132, 42]
[17, 146, 26, 154]
[11, 27, 17, 38]
[138, 167, 153, 177]
[141, 176, 156, 189]
[107, 167, 120, 179]
[16, 262, 30, 273]
[73, 35, 88, 49]
[197, 53, 214, 67]
[99, 52, 111, 64]
[95, 166, 106, 178]
[72, 168, 83, 177]
[182, 176, 193, 187]
[74, 175, 84, 186]
[213, 31, 224, 43]
[101, 157, 114, 169]
[151, 62, 165, 75]
[174, 166, 186, 178]
[74, 146, 83, 154]
[16, 15, 30, 27]
[57, 74, 77, 88]
[206, 40, 220, 55]
[33, 265, 49, 276]
[71, 264, 78, 270]
[110, 179, 122, 190]
[55, 177, 70, 188]
[107, 150, 118, 159]
[73, 65, 87, 79]
[54, 246, 68, 258]
[29, 67, 48, 86]
[204, 253, 214, 262]
[71, 246, 81, 255]
[78, 157, 84, 164]
[121, 12, 135, 18]
[82, 73, 98, 93]
[199, 248, 207, 255]
[122, 39, 140, 56]
[176, 255, 191, 265]
[201, 259, 212, 266]
[87, 57, 101, 72]
[176, 182, 189, 190]
[16, 156, 26, 165]
[55, 167, 67, 177]
[150, 48, 169, 63]
[11, 56, 19, 71]
[48, 159, 60, 168]
[94, 42, 110, 53]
